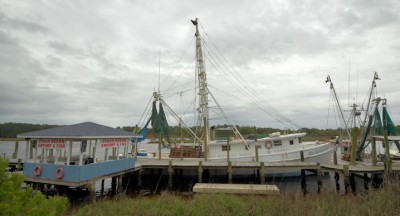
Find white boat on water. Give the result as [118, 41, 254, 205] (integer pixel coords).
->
[134, 18, 334, 177]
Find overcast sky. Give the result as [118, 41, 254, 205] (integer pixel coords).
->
[1, 0, 399, 130]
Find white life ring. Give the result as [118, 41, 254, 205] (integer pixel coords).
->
[265, 141, 273, 149]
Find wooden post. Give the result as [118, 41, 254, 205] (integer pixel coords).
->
[254, 126, 257, 141]
[334, 172, 340, 192]
[227, 136, 230, 162]
[92, 140, 97, 163]
[259, 162, 265, 184]
[55, 148, 59, 164]
[301, 169, 306, 195]
[133, 124, 139, 160]
[317, 164, 322, 194]
[350, 173, 356, 194]
[300, 150, 306, 194]
[67, 140, 72, 165]
[371, 137, 377, 166]
[180, 146, 183, 160]
[29, 141, 34, 159]
[104, 148, 109, 161]
[137, 169, 143, 189]
[88, 181, 96, 202]
[158, 134, 162, 160]
[12, 140, 19, 159]
[383, 130, 392, 175]
[255, 146, 259, 162]
[363, 173, 369, 191]
[198, 161, 203, 183]
[34, 144, 38, 163]
[227, 161, 233, 184]
[343, 165, 350, 194]
[88, 140, 92, 158]
[118, 175, 123, 194]
[111, 177, 117, 195]
[350, 127, 358, 165]
[16, 159, 22, 171]
[100, 179, 105, 196]
[333, 143, 338, 165]
[300, 150, 304, 162]
[47, 148, 54, 159]
[25, 139, 30, 162]
[168, 160, 174, 189]
[44, 149, 48, 163]
[40, 149, 44, 163]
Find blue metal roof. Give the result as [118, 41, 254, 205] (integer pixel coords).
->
[17, 122, 141, 139]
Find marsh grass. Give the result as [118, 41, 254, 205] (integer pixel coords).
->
[72, 181, 400, 216]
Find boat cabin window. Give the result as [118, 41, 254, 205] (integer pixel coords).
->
[298, 137, 302, 143]
[289, 140, 294, 145]
[273, 140, 282, 146]
[222, 145, 231, 151]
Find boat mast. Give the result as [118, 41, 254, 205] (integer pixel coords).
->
[326, 75, 351, 138]
[192, 18, 210, 155]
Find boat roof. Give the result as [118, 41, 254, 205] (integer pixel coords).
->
[258, 133, 306, 140]
[17, 122, 141, 139]
[372, 135, 400, 141]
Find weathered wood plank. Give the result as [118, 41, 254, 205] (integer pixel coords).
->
[193, 183, 279, 195]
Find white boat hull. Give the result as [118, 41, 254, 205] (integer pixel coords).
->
[207, 142, 334, 177]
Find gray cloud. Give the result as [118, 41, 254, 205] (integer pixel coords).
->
[0, 0, 399, 129]
[0, 11, 48, 33]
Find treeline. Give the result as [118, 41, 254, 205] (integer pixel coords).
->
[0, 123, 59, 138]
[1, 122, 398, 139]
[119, 124, 345, 139]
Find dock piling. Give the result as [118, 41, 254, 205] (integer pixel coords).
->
[316, 164, 322, 194]
[168, 160, 174, 189]
[198, 161, 203, 183]
[100, 179, 105, 196]
[350, 173, 356, 194]
[334, 172, 340, 192]
[118, 175, 123, 194]
[300, 150, 304, 162]
[16, 159, 22, 171]
[259, 162, 265, 184]
[111, 177, 117, 195]
[228, 161, 233, 184]
[29, 141, 34, 159]
[363, 173, 369, 190]
[88, 181, 96, 202]
[343, 165, 350, 194]
[255, 146, 259, 162]
[301, 169, 307, 195]
[12, 140, 19, 159]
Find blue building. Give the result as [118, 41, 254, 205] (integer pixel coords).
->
[17, 122, 141, 187]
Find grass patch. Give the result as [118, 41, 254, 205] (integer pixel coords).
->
[71, 182, 400, 216]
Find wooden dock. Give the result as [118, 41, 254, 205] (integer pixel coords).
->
[193, 183, 279, 195]
[136, 158, 320, 170]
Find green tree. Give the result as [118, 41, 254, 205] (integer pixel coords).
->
[0, 158, 68, 215]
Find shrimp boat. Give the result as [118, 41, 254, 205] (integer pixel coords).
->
[326, 72, 399, 163]
[134, 18, 334, 177]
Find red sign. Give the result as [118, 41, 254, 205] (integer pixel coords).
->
[37, 139, 66, 149]
[101, 139, 128, 148]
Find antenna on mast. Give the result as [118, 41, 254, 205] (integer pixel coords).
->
[158, 49, 161, 94]
[348, 57, 351, 107]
